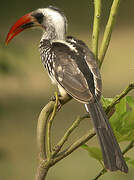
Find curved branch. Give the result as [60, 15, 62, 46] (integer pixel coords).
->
[37, 95, 71, 161]
[36, 95, 71, 180]
[37, 101, 54, 160]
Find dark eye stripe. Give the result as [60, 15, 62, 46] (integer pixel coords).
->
[32, 13, 44, 24]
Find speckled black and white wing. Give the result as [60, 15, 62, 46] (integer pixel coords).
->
[67, 36, 102, 100]
[51, 40, 99, 103]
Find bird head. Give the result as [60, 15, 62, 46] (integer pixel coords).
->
[6, 6, 67, 44]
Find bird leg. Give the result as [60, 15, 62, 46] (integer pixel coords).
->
[50, 86, 71, 111]
[50, 92, 62, 102]
[49, 92, 61, 111]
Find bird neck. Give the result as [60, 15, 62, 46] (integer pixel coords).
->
[41, 25, 66, 42]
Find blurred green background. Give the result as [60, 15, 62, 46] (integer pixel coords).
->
[0, 0, 134, 180]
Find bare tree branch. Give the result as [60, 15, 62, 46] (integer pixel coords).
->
[53, 129, 96, 164]
[52, 114, 89, 158]
[98, 0, 121, 67]
[92, 0, 101, 60]
[106, 82, 134, 114]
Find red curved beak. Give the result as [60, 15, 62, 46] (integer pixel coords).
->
[5, 13, 33, 45]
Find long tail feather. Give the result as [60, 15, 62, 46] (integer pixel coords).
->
[85, 101, 128, 173]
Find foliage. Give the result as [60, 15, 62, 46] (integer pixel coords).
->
[110, 96, 134, 142]
[126, 157, 134, 168]
[81, 144, 103, 167]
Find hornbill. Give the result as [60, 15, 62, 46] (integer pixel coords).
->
[6, 6, 128, 173]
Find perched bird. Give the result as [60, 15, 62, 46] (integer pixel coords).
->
[6, 6, 128, 173]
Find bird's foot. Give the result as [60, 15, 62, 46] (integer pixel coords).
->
[50, 92, 62, 111]
[50, 92, 62, 101]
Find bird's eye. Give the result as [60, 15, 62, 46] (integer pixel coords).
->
[32, 12, 44, 24]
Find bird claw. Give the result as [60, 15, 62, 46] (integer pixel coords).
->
[50, 93, 61, 101]
[50, 93, 62, 111]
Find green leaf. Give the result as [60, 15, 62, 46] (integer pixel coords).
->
[126, 96, 134, 109]
[101, 96, 113, 109]
[116, 97, 126, 116]
[109, 98, 127, 132]
[81, 144, 103, 166]
[124, 156, 131, 162]
[109, 96, 134, 142]
[124, 157, 134, 168]
[127, 158, 134, 167]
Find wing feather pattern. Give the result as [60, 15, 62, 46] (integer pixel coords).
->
[67, 36, 102, 100]
[51, 41, 96, 103]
